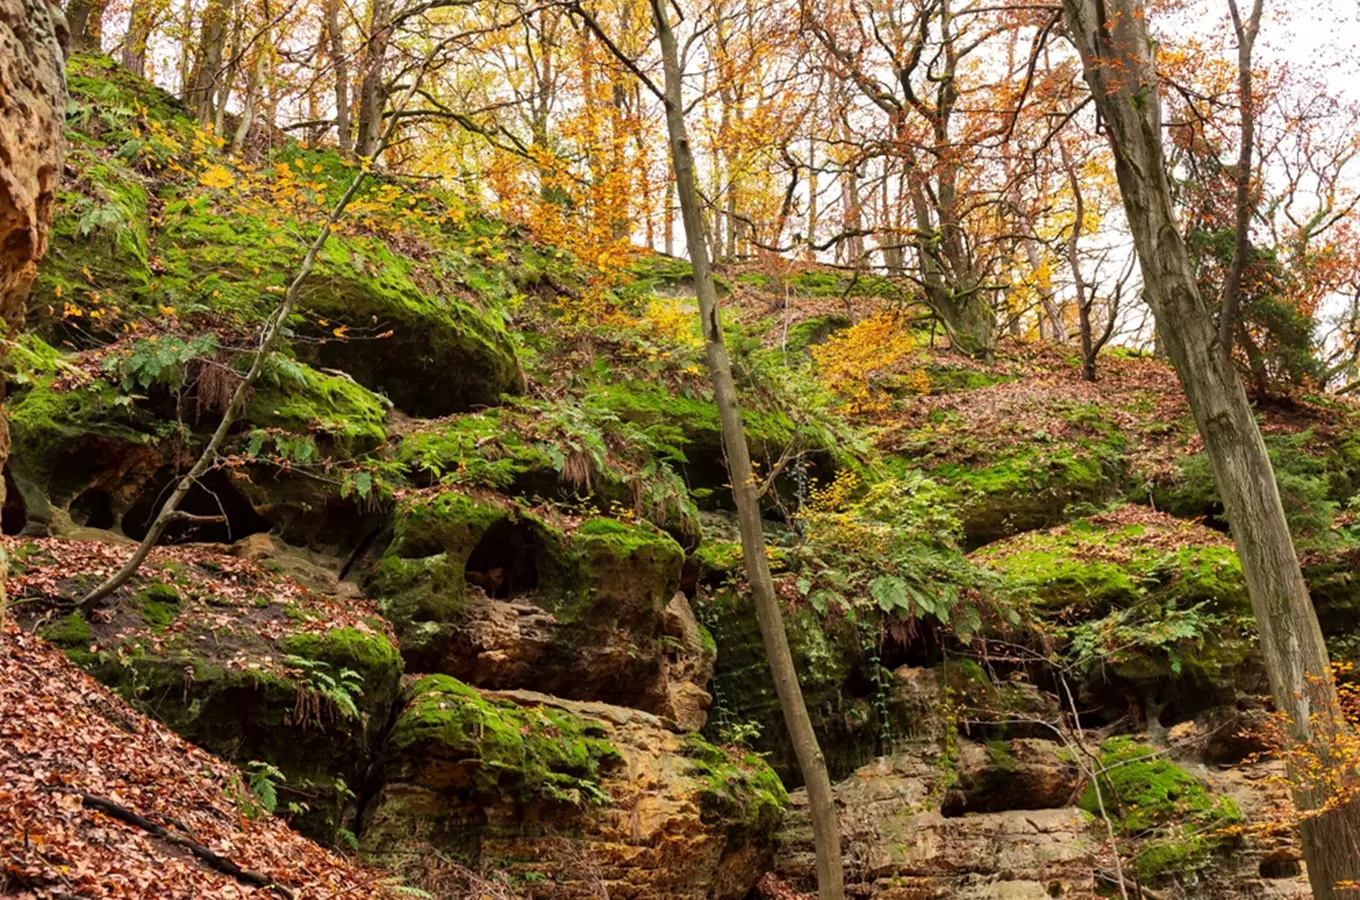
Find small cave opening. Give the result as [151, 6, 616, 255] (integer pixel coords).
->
[69, 488, 115, 529]
[2, 466, 26, 535]
[121, 469, 271, 545]
[464, 519, 540, 599]
[1259, 856, 1302, 879]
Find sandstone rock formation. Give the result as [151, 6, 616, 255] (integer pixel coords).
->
[0, 0, 64, 328]
[0, 0, 65, 598]
[361, 676, 784, 900]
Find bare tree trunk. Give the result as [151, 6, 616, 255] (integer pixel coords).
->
[212, 12, 242, 136]
[1062, 148, 1094, 379]
[1061, 2, 1360, 894]
[231, 40, 266, 153]
[806, 138, 817, 259]
[354, 0, 392, 157]
[121, 0, 154, 75]
[664, 169, 675, 256]
[185, 0, 233, 125]
[324, 0, 351, 155]
[66, 0, 106, 50]
[649, 3, 845, 899]
[1219, 0, 1263, 359]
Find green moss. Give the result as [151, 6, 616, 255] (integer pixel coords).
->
[6, 336, 164, 499]
[395, 410, 555, 490]
[976, 510, 1254, 687]
[925, 365, 1015, 395]
[392, 675, 621, 805]
[248, 358, 388, 457]
[368, 492, 507, 656]
[697, 583, 873, 784]
[536, 518, 685, 624]
[921, 424, 1127, 545]
[137, 582, 181, 629]
[278, 626, 404, 704]
[42, 613, 94, 654]
[785, 314, 850, 353]
[683, 734, 787, 836]
[1078, 737, 1241, 880]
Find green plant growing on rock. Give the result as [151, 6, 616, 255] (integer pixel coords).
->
[1080, 737, 1242, 882]
[793, 468, 999, 639]
[284, 655, 364, 723]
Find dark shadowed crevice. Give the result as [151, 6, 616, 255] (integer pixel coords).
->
[464, 518, 539, 598]
[70, 487, 115, 529]
[1259, 856, 1302, 879]
[2, 465, 27, 535]
[121, 469, 271, 544]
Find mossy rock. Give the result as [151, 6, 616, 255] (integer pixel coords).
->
[155, 199, 522, 416]
[696, 584, 881, 785]
[584, 378, 832, 514]
[386, 674, 622, 805]
[20, 540, 404, 846]
[361, 679, 783, 899]
[931, 439, 1127, 547]
[247, 358, 388, 458]
[5, 335, 169, 516]
[393, 407, 701, 545]
[46, 613, 400, 844]
[975, 508, 1255, 695]
[370, 496, 688, 711]
[1079, 736, 1242, 881]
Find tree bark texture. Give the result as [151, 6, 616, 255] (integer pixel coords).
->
[1060, 2, 1360, 894]
[649, 3, 846, 898]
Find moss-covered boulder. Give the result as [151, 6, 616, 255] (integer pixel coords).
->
[360, 676, 784, 900]
[15, 537, 403, 844]
[369, 493, 705, 717]
[392, 404, 703, 547]
[1079, 737, 1242, 882]
[974, 506, 1255, 724]
[3, 333, 391, 549]
[884, 388, 1130, 546]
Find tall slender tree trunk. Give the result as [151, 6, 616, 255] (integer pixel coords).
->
[185, 0, 233, 125]
[66, 0, 106, 50]
[354, 0, 392, 157]
[806, 138, 817, 259]
[1219, 0, 1263, 359]
[649, 3, 845, 899]
[1062, 148, 1094, 379]
[232, 38, 266, 153]
[664, 169, 675, 256]
[324, 0, 351, 155]
[1061, 2, 1360, 895]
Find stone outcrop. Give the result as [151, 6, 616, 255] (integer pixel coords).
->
[0, 0, 64, 330]
[370, 495, 715, 723]
[777, 740, 1097, 899]
[0, 0, 65, 596]
[360, 676, 785, 900]
[774, 734, 1314, 900]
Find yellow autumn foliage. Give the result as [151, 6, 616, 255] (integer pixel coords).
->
[812, 312, 928, 412]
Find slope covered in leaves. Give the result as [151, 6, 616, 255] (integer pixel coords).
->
[0, 618, 400, 899]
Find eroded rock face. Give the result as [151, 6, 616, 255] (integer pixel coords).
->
[0, 0, 65, 588]
[0, 0, 64, 327]
[371, 495, 714, 722]
[361, 676, 784, 900]
[776, 741, 1097, 899]
[775, 736, 1314, 900]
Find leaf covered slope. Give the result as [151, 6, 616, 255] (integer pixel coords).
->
[0, 620, 399, 899]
